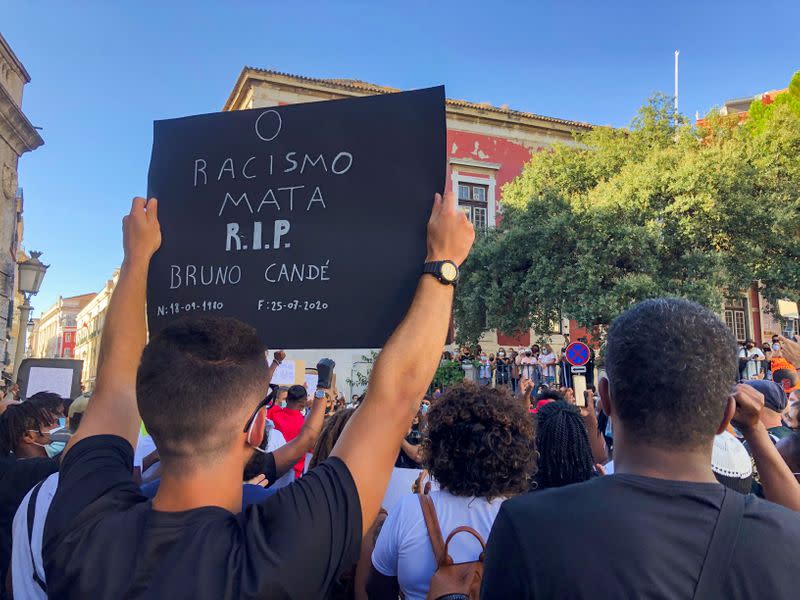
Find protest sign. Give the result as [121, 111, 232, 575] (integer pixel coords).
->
[147, 87, 446, 348]
[17, 358, 83, 400]
[270, 359, 305, 385]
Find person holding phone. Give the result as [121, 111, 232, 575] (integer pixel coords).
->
[738, 339, 765, 380]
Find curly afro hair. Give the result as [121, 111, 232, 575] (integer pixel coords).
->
[422, 382, 535, 499]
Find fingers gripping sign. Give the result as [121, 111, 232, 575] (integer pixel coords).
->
[426, 192, 475, 266]
[123, 197, 162, 265]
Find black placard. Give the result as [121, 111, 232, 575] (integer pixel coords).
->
[147, 87, 445, 348]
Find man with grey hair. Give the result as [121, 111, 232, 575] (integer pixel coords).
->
[482, 298, 800, 599]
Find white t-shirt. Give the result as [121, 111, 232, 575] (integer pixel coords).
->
[11, 473, 60, 600]
[517, 356, 537, 380]
[539, 352, 557, 377]
[372, 490, 505, 600]
[264, 422, 295, 489]
[134, 431, 157, 469]
[738, 347, 764, 379]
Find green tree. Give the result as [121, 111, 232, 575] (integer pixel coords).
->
[454, 80, 800, 344]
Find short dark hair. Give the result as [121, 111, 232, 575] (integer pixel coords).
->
[535, 389, 565, 403]
[534, 401, 594, 489]
[773, 368, 799, 390]
[604, 298, 736, 449]
[422, 383, 535, 499]
[286, 385, 307, 407]
[27, 392, 66, 417]
[0, 402, 55, 455]
[137, 317, 268, 464]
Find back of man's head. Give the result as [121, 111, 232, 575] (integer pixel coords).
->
[773, 368, 800, 395]
[604, 298, 736, 449]
[137, 317, 267, 466]
[286, 385, 307, 408]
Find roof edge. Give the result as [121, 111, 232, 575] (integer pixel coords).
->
[224, 66, 595, 130]
[0, 33, 31, 83]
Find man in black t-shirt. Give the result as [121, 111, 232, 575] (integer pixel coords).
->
[43, 193, 474, 599]
[482, 298, 800, 599]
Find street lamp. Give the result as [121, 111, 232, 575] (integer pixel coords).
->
[13, 251, 48, 381]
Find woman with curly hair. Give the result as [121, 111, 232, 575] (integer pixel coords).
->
[367, 383, 535, 600]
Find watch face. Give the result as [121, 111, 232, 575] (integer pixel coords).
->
[440, 261, 458, 282]
[315, 389, 326, 399]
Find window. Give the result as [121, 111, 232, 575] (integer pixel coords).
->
[456, 182, 489, 230]
[724, 298, 748, 343]
[472, 207, 487, 230]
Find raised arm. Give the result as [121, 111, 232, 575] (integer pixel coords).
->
[332, 192, 474, 533]
[64, 198, 161, 455]
[732, 384, 800, 511]
[271, 389, 326, 477]
[582, 390, 609, 464]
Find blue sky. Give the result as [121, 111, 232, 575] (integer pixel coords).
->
[4, 0, 799, 316]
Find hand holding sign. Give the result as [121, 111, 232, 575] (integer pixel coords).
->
[123, 197, 161, 265]
[147, 87, 446, 349]
[426, 192, 475, 265]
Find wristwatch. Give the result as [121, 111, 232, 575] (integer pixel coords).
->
[423, 260, 459, 285]
[314, 389, 327, 399]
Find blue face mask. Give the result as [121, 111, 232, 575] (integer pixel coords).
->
[41, 440, 66, 458]
[29, 425, 67, 458]
[421, 404, 429, 414]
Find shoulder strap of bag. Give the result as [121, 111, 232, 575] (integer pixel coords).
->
[418, 493, 446, 566]
[442, 526, 487, 565]
[26, 480, 47, 593]
[692, 487, 745, 600]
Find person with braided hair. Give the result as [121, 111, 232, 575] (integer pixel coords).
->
[533, 401, 597, 490]
[0, 402, 61, 595]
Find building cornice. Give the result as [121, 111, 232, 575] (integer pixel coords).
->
[0, 33, 31, 83]
[0, 83, 43, 155]
[223, 67, 595, 136]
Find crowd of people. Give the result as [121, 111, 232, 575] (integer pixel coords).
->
[442, 336, 597, 394]
[0, 193, 798, 599]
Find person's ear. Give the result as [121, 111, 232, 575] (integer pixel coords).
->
[599, 377, 612, 417]
[246, 408, 267, 450]
[717, 395, 736, 435]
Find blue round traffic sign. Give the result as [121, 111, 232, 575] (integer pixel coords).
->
[565, 342, 590, 367]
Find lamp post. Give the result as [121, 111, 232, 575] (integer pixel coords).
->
[13, 251, 48, 382]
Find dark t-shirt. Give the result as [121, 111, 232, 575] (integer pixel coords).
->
[0, 455, 59, 588]
[482, 474, 800, 599]
[43, 435, 362, 599]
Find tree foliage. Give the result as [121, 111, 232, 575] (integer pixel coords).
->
[454, 78, 800, 344]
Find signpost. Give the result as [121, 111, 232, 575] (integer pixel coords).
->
[146, 87, 446, 349]
[564, 341, 591, 407]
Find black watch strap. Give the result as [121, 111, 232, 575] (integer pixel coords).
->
[423, 261, 442, 279]
[422, 261, 458, 285]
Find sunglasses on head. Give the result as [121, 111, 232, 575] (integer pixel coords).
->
[243, 388, 276, 451]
